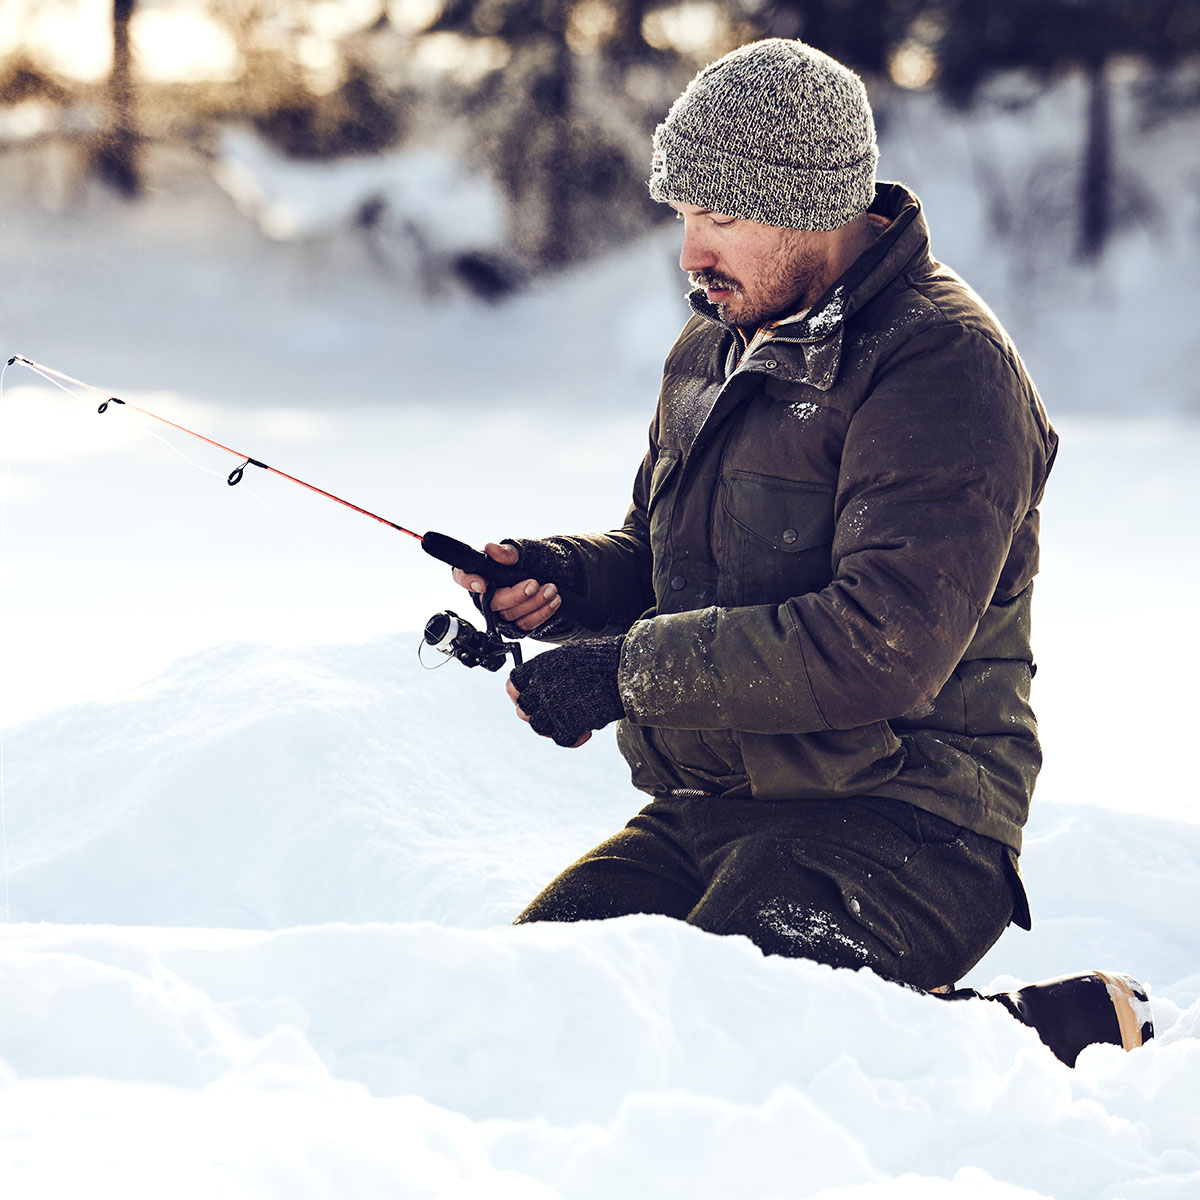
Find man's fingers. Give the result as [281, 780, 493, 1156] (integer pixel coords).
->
[512, 599, 561, 631]
[506, 678, 530, 722]
[494, 581, 561, 627]
[482, 541, 519, 565]
[450, 567, 562, 632]
[507, 677, 589, 747]
[451, 542, 519, 595]
[451, 567, 489, 595]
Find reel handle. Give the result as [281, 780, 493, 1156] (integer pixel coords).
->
[421, 530, 609, 632]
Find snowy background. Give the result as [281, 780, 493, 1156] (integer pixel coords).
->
[2, 76, 1200, 1198]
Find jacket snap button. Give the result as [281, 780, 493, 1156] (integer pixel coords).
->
[764, 359, 778, 369]
[670, 575, 687, 590]
[849, 896, 862, 915]
[782, 527, 798, 544]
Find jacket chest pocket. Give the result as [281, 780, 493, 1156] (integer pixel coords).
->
[720, 470, 835, 606]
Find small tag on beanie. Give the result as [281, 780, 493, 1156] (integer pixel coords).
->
[651, 147, 667, 182]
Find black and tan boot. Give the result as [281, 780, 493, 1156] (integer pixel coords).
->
[941, 970, 1154, 1067]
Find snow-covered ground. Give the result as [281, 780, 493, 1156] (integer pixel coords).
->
[2, 80, 1199, 1198]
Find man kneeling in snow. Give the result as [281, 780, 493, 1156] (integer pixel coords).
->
[453, 39, 1148, 1065]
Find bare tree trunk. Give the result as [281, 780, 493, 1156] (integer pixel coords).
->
[1077, 56, 1111, 261]
[607, 0, 655, 59]
[91, 0, 140, 197]
[501, 34, 575, 268]
[533, 37, 573, 267]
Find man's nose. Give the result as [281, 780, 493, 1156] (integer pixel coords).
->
[678, 224, 717, 273]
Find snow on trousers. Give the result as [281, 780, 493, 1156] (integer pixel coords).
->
[515, 792, 1015, 991]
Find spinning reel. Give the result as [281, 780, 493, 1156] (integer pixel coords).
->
[420, 608, 522, 672]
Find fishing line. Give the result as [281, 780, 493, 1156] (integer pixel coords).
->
[0, 356, 605, 626]
[0, 356, 17, 921]
[9, 356, 357, 563]
[124, 413, 341, 565]
[4, 356, 610, 620]
[0, 723, 7, 924]
[9, 356, 425, 541]
[0, 356, 614, 625]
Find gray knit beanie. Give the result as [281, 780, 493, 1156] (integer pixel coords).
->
[648, 39, 878, 231]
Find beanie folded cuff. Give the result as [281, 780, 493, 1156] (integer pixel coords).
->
[649, 125, 877, 231]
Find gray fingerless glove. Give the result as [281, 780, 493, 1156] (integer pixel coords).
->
[508, 636, 625, 747]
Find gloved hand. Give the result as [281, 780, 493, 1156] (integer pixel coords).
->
[456, 538, 586, 637]
[499, 538, 585, 595]
[507, 636, 625, 747]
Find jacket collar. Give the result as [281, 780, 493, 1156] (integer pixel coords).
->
[687, 182, 930, 391]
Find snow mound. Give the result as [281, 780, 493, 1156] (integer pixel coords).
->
[2, 914, 1198, 1199]
[214, 126, 506, 250]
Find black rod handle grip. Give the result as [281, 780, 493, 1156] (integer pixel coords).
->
[421, 531, 609, 632]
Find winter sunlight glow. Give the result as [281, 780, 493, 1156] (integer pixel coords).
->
[131, 8, 240, 84]
[410, 33, 512, 83]
[642, 2, 731, 57]
[6, 0, 111, 84]
[5, 0, 240, 84]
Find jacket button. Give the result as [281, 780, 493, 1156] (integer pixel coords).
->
[782, 527, 798, 544]
[764, 359, 778, 369]
[670, 575, 687, 590]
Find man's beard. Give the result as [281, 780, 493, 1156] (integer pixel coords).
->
[689, 235, 830, 328]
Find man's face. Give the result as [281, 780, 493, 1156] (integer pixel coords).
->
[670, 201, 834, 328]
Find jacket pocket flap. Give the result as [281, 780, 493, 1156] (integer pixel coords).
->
[723, 470, 834, 554]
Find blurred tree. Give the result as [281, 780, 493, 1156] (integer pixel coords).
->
[431, 0, 580, 265]
[207, 0, 407, 160]
[604, 0, 669, 61]
[750, 0, 927, 78]
[251, 61, 404, 159]
[426, 0, 697, 267]
[0, 56, 70, 107]
[91, 0, 141, 196]
[935, 0, 1200, 260]
[6, 0, 1197, 276]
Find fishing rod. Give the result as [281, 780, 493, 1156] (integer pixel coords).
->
[4, 355, 607, 667]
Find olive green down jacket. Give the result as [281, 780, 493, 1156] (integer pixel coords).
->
[551, 182, 1058, 854]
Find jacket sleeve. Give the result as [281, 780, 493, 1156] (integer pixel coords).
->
[619, 324, 1051, 733]
[535, 430, 659, 640]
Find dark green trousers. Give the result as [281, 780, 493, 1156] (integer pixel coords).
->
[515, 793, 1017, 991]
